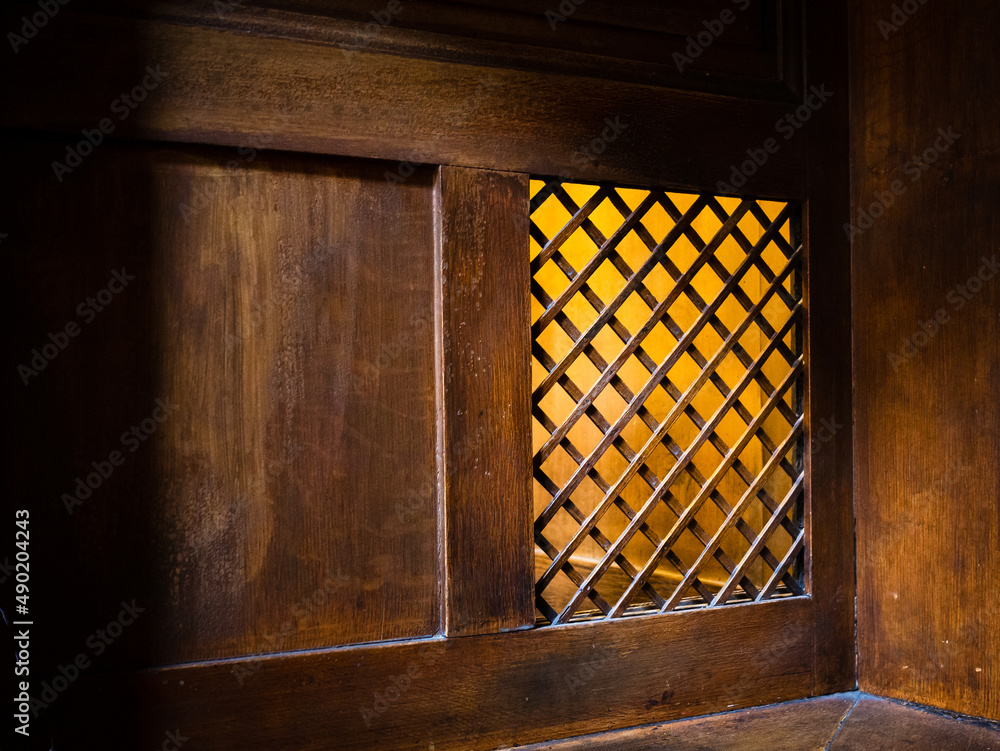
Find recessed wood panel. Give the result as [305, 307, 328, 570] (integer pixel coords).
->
[3, 138, 440, 667]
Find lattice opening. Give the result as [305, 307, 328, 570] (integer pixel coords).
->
[530, 178, 805, 626]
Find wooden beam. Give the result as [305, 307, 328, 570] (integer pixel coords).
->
[51, 597, 815, 750]
[0, 8, 809, 198]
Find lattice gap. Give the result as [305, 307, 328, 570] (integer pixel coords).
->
[530, 177, 806, 627]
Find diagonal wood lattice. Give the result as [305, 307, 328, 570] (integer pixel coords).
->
[530, 178, 805, 626]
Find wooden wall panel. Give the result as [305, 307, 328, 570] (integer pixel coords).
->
[0, 1, 860, 747]
[851, 0, 1000, 721]
[437, 166, 533, 635]
[221, 0, 790, 98]
[52, 598, 814, 750]
[3, 139, 441, 667]
[32, 0, 800, 100]
[0, 7, 809, 200]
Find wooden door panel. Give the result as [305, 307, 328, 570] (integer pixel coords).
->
[2, 0, 852, 747]
[5, 140, 441, 667]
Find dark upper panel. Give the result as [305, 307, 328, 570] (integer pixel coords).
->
[63, 0, 803, 101]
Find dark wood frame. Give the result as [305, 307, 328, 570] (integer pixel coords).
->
[2, 0, 853, 747]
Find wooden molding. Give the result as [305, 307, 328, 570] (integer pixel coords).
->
[0, 7, 809, 198]
[52, 597, 815, 750]
[436, 165, 534, 636]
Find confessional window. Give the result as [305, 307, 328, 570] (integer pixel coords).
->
[529, 178, 805, 626]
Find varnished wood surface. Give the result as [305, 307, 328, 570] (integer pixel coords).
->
[830, 696, 1000, 750]
[851, 0, 1000, 721]
[517, 693, 1000, 750]
[518, 693, 856, 750]
[0, 1, 863, 747]
[4, 138, 441, 667]
[802, 0, 854, 697]
[437, 166, 533, 635]
[52, 598, 814, 750]
[0, 7, 810, 199]
[58, 0, 801, 101]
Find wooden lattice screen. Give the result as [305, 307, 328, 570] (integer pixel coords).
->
[530, 178, 806, 626]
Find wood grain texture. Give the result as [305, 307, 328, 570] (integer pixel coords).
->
[0, 3, 867, 747]
[437, 166, 533, 635]
[66, 0, 799, 101]
[517, 693, 857, 750]
[513, 693, 1000, 750]
[3, 138, 441, 667]
[52, 598, 815, 750]
[0, 7, 809, 199]
[829, 696, 1000, 750]
[851, 0, 1000, 720]
[802, 0, 855, 697]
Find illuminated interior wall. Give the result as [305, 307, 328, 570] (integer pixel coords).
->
[530, 180, 798, 613]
